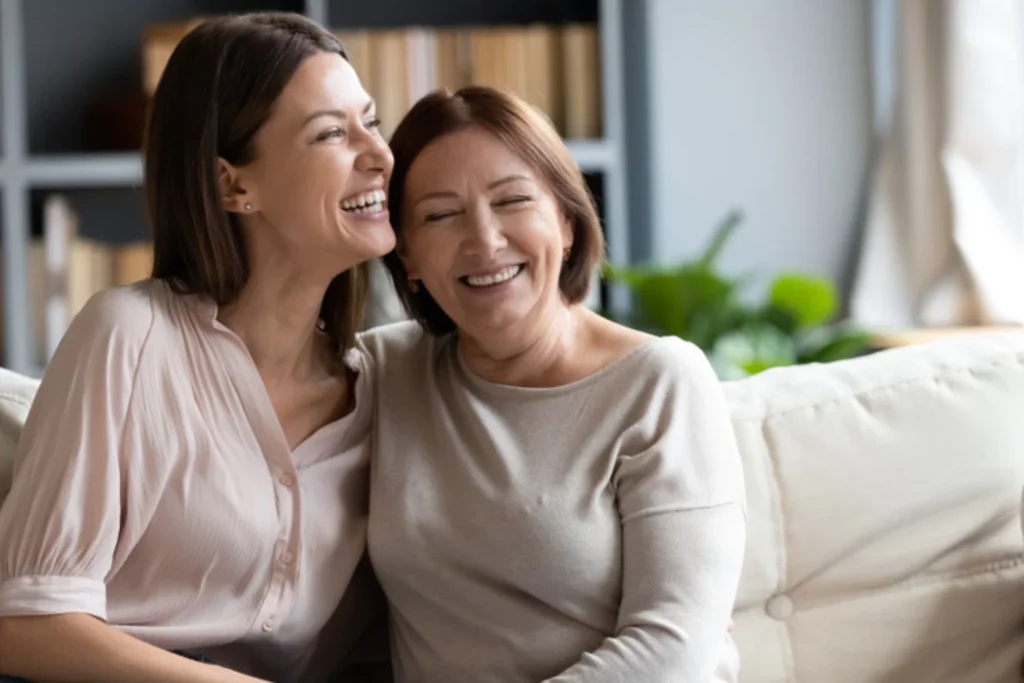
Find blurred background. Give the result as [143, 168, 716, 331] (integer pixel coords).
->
[0, 0, 1021, 379]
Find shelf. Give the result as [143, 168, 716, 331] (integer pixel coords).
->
[870, 326, 1024, 349]
[26, 153, 142, 188]
[17, 141, 613, 190]
[0, 0, 628, 377]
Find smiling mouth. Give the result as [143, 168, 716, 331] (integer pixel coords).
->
[459, 264, 525, 288]
[341, 189, 387, 214]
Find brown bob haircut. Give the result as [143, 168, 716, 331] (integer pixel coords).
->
[145, 13, 368, 358]
[382, 86, 606, 337]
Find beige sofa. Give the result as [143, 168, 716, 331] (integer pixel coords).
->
[0, 334, 1022, 682]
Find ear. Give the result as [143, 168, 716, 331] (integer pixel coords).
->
[560, 212, 574, 252]
[396, 240, 421, 280]
[217, 157, 256, 214]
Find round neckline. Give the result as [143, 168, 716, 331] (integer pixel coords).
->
[452, 334, 676, 399]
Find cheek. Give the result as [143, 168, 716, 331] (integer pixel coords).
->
[513, 210, 565, 258]
[277, 150, 353, 203]
[405, 229, 457, 282]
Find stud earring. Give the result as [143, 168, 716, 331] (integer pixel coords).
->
[409, 279, 420, 293]
[244, 202, 253, 211]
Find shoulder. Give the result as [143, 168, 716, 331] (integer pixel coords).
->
[64, 281, 160, 349]
[628, 336, 721, 394]
[355, 319, 431, 366]
[35, 283, 164, 411]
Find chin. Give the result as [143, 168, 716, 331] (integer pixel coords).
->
[352, 231, 397, 261]
[460, 306, 532, 337]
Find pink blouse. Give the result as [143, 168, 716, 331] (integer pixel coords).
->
[0, 279, 377, 683]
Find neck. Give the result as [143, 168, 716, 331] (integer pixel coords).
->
[459, 305, 582, 388]
[219, 241, 346, 382]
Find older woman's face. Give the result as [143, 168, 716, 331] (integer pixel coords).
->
[401, 126, 572, 340]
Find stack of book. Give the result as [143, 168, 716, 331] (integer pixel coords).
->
[141, 20, 602, 140]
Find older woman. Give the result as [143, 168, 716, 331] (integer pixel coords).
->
[360, 86, 747, 682]
[0, 13, 391, 683]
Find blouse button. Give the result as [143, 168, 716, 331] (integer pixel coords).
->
[765, 594, 794, 621]
[281, 550, 294, 564]
[261, 619, 274, 633]
[280, 474, 295, 487]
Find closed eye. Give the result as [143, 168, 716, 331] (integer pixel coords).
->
[494, 195, 532, 207]
[365, 117, 382, 130]
[424, 210, 461, 223]
[316, 127, 345, 142]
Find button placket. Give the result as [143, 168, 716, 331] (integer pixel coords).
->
[251, 464, 299, 637]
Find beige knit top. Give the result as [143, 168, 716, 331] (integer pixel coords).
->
[359, 320, 747, 683]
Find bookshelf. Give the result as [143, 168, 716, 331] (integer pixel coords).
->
[0, 0, 629, 377]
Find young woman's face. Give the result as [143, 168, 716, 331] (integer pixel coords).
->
[225, 52, 396, 269]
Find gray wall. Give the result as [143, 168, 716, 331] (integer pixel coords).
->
[633, 0, 874, 294]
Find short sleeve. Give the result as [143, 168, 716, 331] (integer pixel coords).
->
[614, 338, 745, 522]
[0, 287, 154, 620]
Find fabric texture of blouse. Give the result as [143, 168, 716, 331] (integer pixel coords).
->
[360, 320, 747, 683]
[0, 279, 378, 683]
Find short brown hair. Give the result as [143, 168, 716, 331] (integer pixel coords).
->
[383, 86, 605, 336]
[145, 12, 368, 358]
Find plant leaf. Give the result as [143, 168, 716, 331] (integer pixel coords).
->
[749, 303, 799, 336]
[768, 273, 838, 329]
[798, 328, 872, 364]
[698, 210, 744, 267]
[708, 324, 797, 379]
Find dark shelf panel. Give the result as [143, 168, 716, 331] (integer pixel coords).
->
[29, 186, 149, 245]
[327, 0, 597, 29]
[24, 0, 303, 154]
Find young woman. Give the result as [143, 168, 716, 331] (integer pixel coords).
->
[0, 13, 392, 683]
[360, 86, 747, 683]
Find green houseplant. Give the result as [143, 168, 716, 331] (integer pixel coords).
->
[603, 211, 872, 380]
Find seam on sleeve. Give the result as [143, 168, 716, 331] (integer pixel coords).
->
[621, 500, 743, 525]
[115, 290, 159, 459]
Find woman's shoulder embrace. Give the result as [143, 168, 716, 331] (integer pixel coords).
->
[356, 319, 430, 365]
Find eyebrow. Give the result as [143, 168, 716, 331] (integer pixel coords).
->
[413, 175, 533, 206]
[302, 100, 376, 126]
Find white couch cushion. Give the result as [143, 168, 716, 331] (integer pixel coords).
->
[724, 333, 1024, 683]
[0, 367, 40, 503]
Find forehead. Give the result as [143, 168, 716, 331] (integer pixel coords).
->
[273, 51, 368, 120]
[408, 127, 536, 191]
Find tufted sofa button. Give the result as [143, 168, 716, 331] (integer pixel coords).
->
[765, 593, 794, 621]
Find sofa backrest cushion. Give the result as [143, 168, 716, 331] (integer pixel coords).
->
[723, 333, 1024, 683]
[0, 367, 40, 503]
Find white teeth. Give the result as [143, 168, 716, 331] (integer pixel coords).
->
[342, 190, 386, 212]
[465, 265, 522, 287]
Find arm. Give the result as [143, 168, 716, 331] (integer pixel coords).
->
[0, 614, 264, 683]
[544, 341, 746, 683]
[0, 291, 267, 683]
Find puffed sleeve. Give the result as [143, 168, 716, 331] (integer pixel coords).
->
[0, 287, 155, 620]
[545, 338, 747, 683]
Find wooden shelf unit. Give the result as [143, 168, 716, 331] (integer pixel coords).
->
[0, 0, 628, 377]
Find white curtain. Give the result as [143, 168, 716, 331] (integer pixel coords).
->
[851, 0, 1024, 328]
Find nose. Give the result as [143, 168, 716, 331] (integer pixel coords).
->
[353, 126, 393, 176]
[464, 204, 508, 259]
